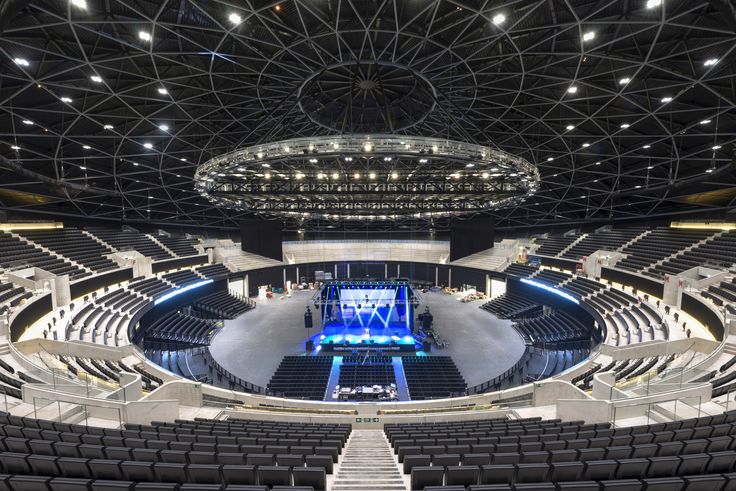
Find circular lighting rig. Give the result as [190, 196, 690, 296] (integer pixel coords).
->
[195, 134, 539, 221]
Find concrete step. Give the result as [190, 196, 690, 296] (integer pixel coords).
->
[331, 429, 407, 491]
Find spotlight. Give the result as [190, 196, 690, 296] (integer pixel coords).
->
[492, 13, 505, 25]
[138, 31, 152, 42]
[228, 13, 242, 24]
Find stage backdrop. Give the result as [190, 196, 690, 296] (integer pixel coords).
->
[240, 219, 283, 261]
[450, 216, 495, 261]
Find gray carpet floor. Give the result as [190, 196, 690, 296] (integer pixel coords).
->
[208, 289, 526, 388]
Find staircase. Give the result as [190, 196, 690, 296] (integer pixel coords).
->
[615, 229, 652, 254]
[556, 234, 588, 257]
[147, 234, 178, 258]
[332, 429, 407, 491]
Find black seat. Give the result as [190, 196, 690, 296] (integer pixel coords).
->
[583, 460, 617, 480]
[410, 466, 444, 490]
[403, 455, 431, 474]
[187, 464, 221, 484]
[8, 475, 51, 491]
[221, 465, 256, 485]
[292, 467, 326, 491]
[640, 477, 685, 491]
[445, 465, 479, 486]
[550, 461, 583, 482]
[305, 455, 333, 474]
[480, 464, 514, 484]
[257, 466, 290, 487]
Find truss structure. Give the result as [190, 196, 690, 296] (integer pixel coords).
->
[0, 0, 734, 231]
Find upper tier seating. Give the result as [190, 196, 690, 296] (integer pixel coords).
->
[87, 228, 172, 261]
[651, 230, 736, 278]
[128, 278, 171, 299]
[561, 228, 647, 260]
[402, 356, 467, 400]
[563, 277, 605, 297]
[503, 263, 538, 277]
[193, 291, 252, 319]
[155, 235, 200, 257]
[19, 228, 118, 273]
[535, 235, 580, 257]
[616, 227, 713, 273]
[267, 356, 333, 400]
[0, 281, 31, 312]
[0, 232, 86, 280]
[387, 412, 736, 491]
[338, 355, 396, 388]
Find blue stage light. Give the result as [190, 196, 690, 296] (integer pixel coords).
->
[315, 345, 322, 352]
[154, 279, 213, 305]
[520, 277, 579, 304]
[403, 335, 414, 343]
[320, 334, 326, 340]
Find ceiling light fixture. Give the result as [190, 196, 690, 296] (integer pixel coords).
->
[70, 0, 87, 8]
[661, 96, 673, 103]
[700, 119, 711, 125]
[646, 0, 662, 8]
[228, 13, 242, 24]
[143, 143, 153, 149]
[619, 77, 631, 85]
[22, 120, 33, 125]
[159, 124, 169, 131]
[90, 75, 102, 83]
[704, 58, 719, 67]
[138, 31, 151, 41]
[157, 87, 168, 95]
[13, 58, 29, 67]
[60, 97, 72, 103]
[492, 13, 506, 25]
[567, 86, 578, 94]
[103, 124, 113, 130]
[582, 31, 595, 42]
[565, 125, 575, 131]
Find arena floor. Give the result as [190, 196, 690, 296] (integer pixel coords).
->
[208, 289, 527, 388]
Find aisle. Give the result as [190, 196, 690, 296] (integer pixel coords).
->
[331, 429, 407, 491]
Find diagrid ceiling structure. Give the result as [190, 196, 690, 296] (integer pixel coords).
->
[0, 0, 734, 231]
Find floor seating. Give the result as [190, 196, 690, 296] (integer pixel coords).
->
[267, 357, 333, 400]
[402, 356, 467, 400]
[338, 355, 395, 388]
[142, 311, 216, 345]
[512, 311, 590, 345]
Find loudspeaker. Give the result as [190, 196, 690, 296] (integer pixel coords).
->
[306, 340, 315, 351]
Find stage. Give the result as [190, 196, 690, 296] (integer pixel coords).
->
[309, 324, 419, 353]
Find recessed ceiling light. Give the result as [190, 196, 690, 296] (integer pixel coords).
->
[582, 31, 595, 42]
[90, 75, 103, 83]
[331, 172, 339, 180]
[567, 86, 578, 94]
[143, 143, 153, 149]
[180, 157, 187, 162]
[228, 13, 242, 24]
[595, 161, 601, 165]
[82, 145, 91, 150]
[103, 124, 113, 130]
[712, 145, 722, 150]
[369, 172, 376, 179]
[133, 162, 139, 166]
[10, 145, 20, 150]
[620, 123, 630, 129]
[700, 119, 711, 125]
[547, 157, 554, 161]
[565, 125, 575, 131]
[139, 31, 151, 41]
[13, 58, 29, 67]
[646, 0, 662, 8]
[492, 13, 506, 25]
[157, 88, 168, 96]
[635, 185, 642, 189]
[71, 0, 87, 8]
[661, 96, 673, 103]
[704, 58, 719, 67]
[582, 143, 590, 148]
[593, 179, 598, 182]
[706, 168, 714, 173]
[60, 97, 72, 103]
[79, 166, 86, 170]
[159, 124, 169, 131]
[22, 120, 33, 125]
[643, 145, 651, 149]
[391, 172, 398, 179]
[353, 172, 360, 179]
[619, 77, 631, 85]
[482, 172, 490, 179]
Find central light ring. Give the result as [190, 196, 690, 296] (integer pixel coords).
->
[195, 134, 540, 221]
[297, 61, 438, 133]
